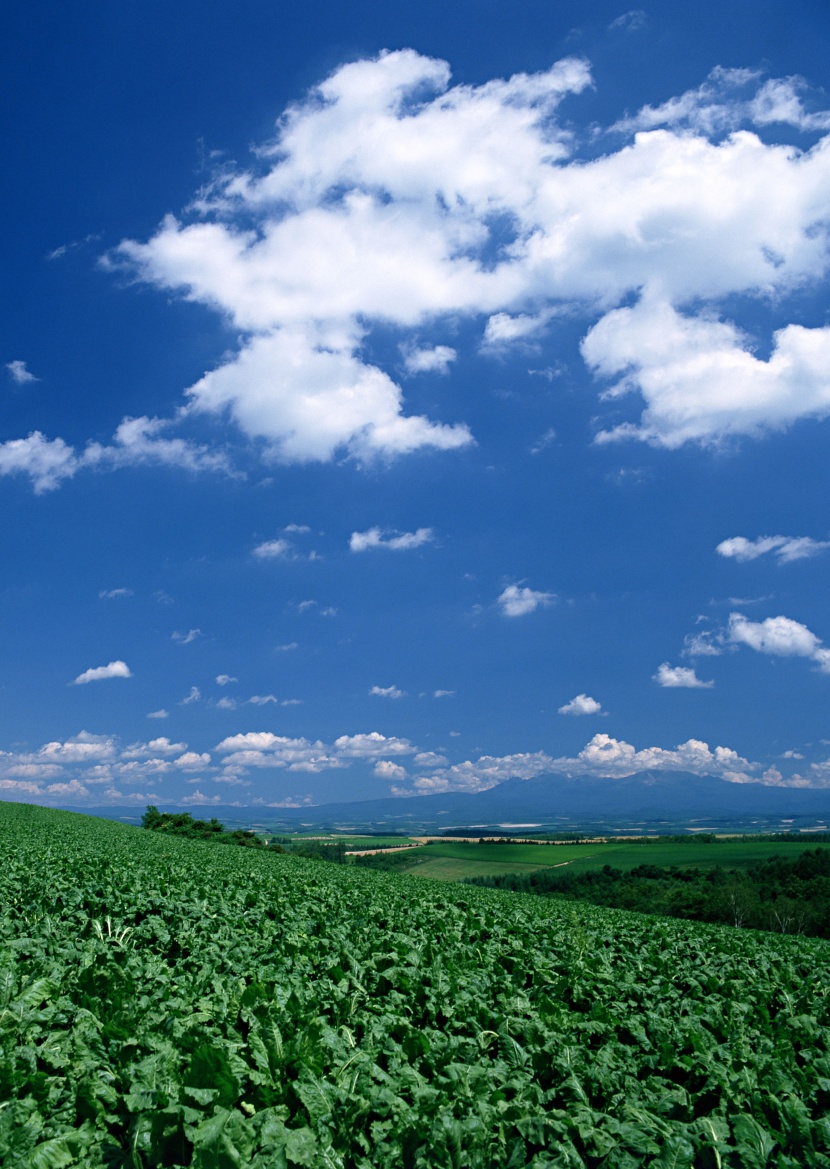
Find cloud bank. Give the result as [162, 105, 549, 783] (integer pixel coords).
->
[2, 54, 830, 488]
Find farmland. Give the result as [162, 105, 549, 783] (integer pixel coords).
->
[3, 802, 830, 1166]
[353, 836, 830, 882]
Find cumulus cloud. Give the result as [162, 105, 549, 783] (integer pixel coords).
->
[72, 660, 132, 685]
[497, 584, 555, 617]
[118, 49, 830, 460]
[410, 733, 756, 794]
[121, 737, 187, 760]
[585, 297, 830, 448]
[716, 535, 830, 564]
[0, 418, 230, 493]
[3, 54, 829, 494]
[349, 526, 434, 552]
[216, 674, 238, 685]
[653, 663, 714, 689]
[369, 684, 405, 699]
[147, 709, 169, 719]
[176, 751, 211, 768]
[728, 612, 830, 671]
[215, 731, 345, 773]
[683, 630, 724, 657]
[248, 694, 278, 705]
[401, 344, 457, 374]
[616, 66, 830, 136]
[180, 790, 221, 806]
[5, 359, 39, 384]
[374, 760, 407, 781]
[558, 693, 603, 715]
[253, 538, 293, 559]
[334, 732, 414, 757]
[180, 686, 201, 704]
[99, 587, 133, 599]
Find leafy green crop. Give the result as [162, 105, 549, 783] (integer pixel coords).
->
[1, 802, 829, 1167]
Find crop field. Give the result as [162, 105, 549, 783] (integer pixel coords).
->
[2, 802, 830, 1167]
[389, 838, 830, 882]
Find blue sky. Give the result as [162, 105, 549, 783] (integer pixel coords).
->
[3, 0, 830, 809]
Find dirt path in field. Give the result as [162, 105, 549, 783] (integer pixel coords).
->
[347, 843, 427, 856]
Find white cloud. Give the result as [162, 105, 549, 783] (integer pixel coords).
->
[216, 674, 237, 685]
[413, 751, 449, 768]
[401, 344, 457, 374]
[3, 54, 827, 493]
[716, 535, 830, 564]
[248, 694, 278, 705]
[37, 732, 116, 764]
[683, 631, 724, 657]
[585, 296, 830, 449]
[175, 751, 211, 768]
[374, 760, 407, 781]
[409, 733, 756, 794]
[0, 432, 79, 493]
[481, 311, 551, 349]
[180, 686, 201, 704]
[216, 697, 237, 710]
[122, 737, 187, 760]
[46, 779, 90, 798]
[728, 612, 830, 671]
[334, 732, 414, 757]
[172, 628, 201, 644]
[72, 660, 132, 685]
[653, 663, 714, 689]
[558, 693, 603, 715]
[215, 731, 344, 773]
[147, 709, 169, 719]
[0, 418, 230, 494]
[612, 66, 830, 136]
[349, 526, 434, 552]
[433, 689, 455, 698]
[99, 587, 133, 599]
[180, 790, 221, 806]
[276, 642, 298, 652]
[497, 584, 555, 617]
[6, 359, 39, 385]
[253, 538, 293, 559]
[369, 684, 405, 699]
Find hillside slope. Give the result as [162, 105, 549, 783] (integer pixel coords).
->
[2, 801, 829, 1167]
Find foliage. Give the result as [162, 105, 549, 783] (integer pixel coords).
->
[2, 801, 830, 1167]
[141, 807, 267, 849]
[465, 849, 830, 937]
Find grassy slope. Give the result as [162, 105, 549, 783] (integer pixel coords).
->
[3, 801, 830, 1167]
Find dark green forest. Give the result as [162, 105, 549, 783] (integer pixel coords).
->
[466, 849, 830, 937]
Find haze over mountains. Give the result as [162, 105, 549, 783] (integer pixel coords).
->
[88, 770, 830, 833]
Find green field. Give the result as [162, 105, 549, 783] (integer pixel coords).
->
[3, 801, 830, 1166]
[384, 837, 830, 881]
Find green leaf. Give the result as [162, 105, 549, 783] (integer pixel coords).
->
[186, 1043, 240, 1109]
[732, 1115, 778, 1169]
[649, 1135, 696, 1168]
[191, 1107, 255, 1169]
[285, 1127, 318, 1166]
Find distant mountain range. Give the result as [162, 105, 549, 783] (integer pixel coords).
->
[87, 769, 830, 833]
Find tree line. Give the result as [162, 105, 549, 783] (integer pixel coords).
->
[466, 848, 830, 937]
